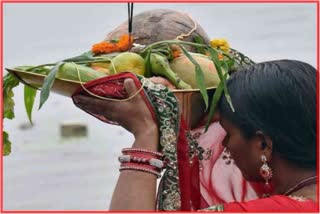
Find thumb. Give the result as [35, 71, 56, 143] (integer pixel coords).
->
[124, 78, 139, 97]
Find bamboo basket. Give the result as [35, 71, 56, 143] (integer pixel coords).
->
[6, 68, 214, 127]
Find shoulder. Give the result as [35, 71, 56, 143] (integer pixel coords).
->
[201, 195, 318, 212]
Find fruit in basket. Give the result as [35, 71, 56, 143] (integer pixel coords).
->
[91, 66, 110, 75]
[90, 62, 110, 69]
[109, 52, 145, 75]
[150, 53, 192, 89]
[56, 62, 107, 82]
[170, 53, 220, 89]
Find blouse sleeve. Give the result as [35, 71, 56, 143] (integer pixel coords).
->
[200, 195, 318, 212]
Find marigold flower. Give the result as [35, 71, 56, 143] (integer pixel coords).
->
[210, 38, 230, 53]
[91, 42, 117, 54]
[170, 44, 182, 59]
[172, 50, 181, 58]
[118, 34, 134, 51]
[91, 34, 133, 54]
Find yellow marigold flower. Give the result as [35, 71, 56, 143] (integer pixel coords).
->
[210, 38, 230, 53]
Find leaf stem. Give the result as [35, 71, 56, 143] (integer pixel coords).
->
[141, 40, 208, 55]
[26, 59, 112, 71]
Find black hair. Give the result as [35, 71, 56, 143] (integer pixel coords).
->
[218, 60, 316, 169]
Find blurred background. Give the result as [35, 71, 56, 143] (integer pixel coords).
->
[3, 3, 317, 210]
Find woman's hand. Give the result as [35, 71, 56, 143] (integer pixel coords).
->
[73, 78, 159, 144]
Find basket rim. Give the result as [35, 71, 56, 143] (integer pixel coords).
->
[6, 68, 217, 92]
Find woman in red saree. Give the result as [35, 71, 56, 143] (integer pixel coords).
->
[73, 59, 318, 211]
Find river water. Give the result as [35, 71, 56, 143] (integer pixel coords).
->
[3, 3, 317, 210]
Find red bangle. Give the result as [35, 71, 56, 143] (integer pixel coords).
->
[121, 152, 156, 160]
[119, 162, 161, 178]
[121, 148, 163, 158]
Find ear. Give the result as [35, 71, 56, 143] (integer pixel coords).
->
[251, 131, 273, 161]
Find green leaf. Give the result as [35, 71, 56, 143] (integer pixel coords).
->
[144, 49, 152, 78]
[110, 39, 119, 43]
[29, 66, 51, 75]
[207, 47, 234, 112]
[3, 131, 11, 156]
[207, 47, 223, 78]
[15, 65, 51, 75]
[180, 45, 209, 109]
[39, 61, 64, 109]
[63, 51, 95, 62]
[221, 59, 229, 75]
[225, 59, 235, 70]
[204, 73, 228, 132]
[193, 35, 206, 54]
[3, 73, 20, 119]
[230, 48, 255, 65]
[24, 85, 37, 124]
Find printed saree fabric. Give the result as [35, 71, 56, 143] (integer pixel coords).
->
[190, 123, 261, 207]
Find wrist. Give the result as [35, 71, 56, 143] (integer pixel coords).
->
[132, 124, 159, 151]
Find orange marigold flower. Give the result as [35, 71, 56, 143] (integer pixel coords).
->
[92, 42, 117, 54]
[91, 34, 133, 54]
[218, 53, 224, 60]
[118, 34, 134, 51]
[172, 50, 181, 58]
[170, 44, 182, 59]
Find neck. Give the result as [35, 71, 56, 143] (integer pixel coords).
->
[271, 157, 316, 195]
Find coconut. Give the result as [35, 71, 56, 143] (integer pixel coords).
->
[104, 9, 210, 52]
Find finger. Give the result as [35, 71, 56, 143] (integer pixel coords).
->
[73, 95, 85, 105]
[73, 95, 97, 111]
[73, 95, 115, 114]
[73, 95, 95, 107]
[124, 78, 139, 97]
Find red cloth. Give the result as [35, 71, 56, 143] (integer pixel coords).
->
[72, 72, 157, 125]
[177, 118, 201, 210]
[191, 123, 263, 207]
[223, 195, 318, 212]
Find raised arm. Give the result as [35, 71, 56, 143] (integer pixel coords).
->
[73, 78, 160, 210]
[109, 124, 159, 210]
